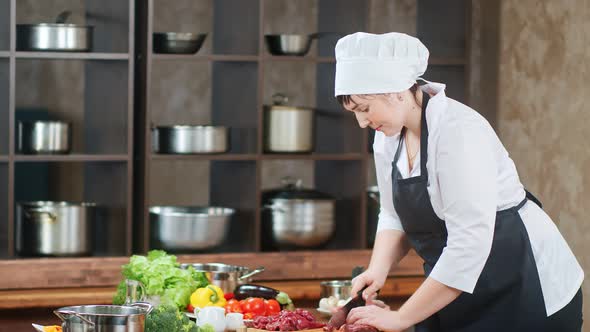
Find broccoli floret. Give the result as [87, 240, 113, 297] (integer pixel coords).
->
[146, 304, 198, 332]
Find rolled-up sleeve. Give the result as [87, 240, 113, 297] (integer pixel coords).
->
[373, 134, 404, 233]
[428, 120, 498, 293]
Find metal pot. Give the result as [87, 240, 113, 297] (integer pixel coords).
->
[150, 206, 235, 251]
[153, 32, 207, 54]
[15, 201, 96, 257]
[54, 303, 152, 332]
[18, 120, 71, 154]
[17, 11, 93, 52]
[320, 280, 352, 300]
[263, 177, 335, 248]
[152, 125, 229, 154]
[180, 263, 265, 294]
[264, 33, 337, 56]
[367, 186, 379, 247]
[264, 93, 314, 153]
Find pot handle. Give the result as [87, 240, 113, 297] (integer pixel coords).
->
[53, 310, 95, 327]
[130, 301, 154, 315]
[239, 266, 265, 281]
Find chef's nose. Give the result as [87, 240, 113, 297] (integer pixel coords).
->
[355, 112, 370, 128]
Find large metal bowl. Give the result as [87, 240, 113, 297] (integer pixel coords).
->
[150, 206, 235, 251]
[153, 32, 207, 54]
[265, 34, 314, 56]
[152, 125, 230, 154]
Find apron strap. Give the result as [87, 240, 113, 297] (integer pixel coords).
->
[419, 93, 431, 177]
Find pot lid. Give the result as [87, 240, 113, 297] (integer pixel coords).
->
[264, 177, 333, 200]
[268, 93, 314, 112]
[367, 185, 379, 193]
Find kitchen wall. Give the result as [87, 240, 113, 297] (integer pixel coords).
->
[470, 0, 590, 327]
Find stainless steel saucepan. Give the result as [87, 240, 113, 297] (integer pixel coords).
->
[180, 263, 265, 294]
[18, 120, 71, 154]
[17, 11, 93, 52]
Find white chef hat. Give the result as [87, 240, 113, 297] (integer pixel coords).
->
[334, 32, 429, 96]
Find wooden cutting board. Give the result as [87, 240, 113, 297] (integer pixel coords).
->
[247, 328, 325, 332]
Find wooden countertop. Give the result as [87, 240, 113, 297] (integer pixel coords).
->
[0, 277, 424, 310]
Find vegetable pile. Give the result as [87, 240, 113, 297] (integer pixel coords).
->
[113, 250, 209, 310]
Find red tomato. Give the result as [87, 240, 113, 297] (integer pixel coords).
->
[225, 299, 242, 314]
[224, 292, 235, 300]
[242, 297, 266, 316]
[264, 299, 280, 315]
[243, 312, 255, 320]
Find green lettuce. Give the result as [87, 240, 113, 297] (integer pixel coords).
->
[113, 250, 209, 310]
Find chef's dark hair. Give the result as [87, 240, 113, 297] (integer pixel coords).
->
[336, 82, 422, 108]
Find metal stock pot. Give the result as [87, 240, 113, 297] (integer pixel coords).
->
[54, 302, 152, 332]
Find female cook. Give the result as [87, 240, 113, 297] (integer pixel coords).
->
[335, 32, 584, 332]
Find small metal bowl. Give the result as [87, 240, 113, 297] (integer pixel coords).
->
[153, 32, 207, 54]
[152, 125, 229, 154]
[320, 280, 352, 300]
[264, 34, 314, 56]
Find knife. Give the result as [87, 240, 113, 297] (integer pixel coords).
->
[327, 266, 372, 329]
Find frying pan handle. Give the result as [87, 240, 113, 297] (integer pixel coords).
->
[239, 266, 265, 280]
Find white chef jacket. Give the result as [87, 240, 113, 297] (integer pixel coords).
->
[374, 82, 584, 316]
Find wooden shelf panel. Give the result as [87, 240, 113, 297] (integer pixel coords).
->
[0, 156, 7, 162]
[151, 153, 257, 161]
[14, 52, 130, 60]
[14, 154, 129, 162]
[261, 153, 364, 161]
[0, 51, 8, 58]
[263, 56, 336, 63]
[152, 53, 259, 62]
[0, 250, 424, 290]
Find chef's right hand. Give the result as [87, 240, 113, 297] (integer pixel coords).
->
[351, 269, 386, 303]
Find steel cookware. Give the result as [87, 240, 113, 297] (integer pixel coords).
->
[264, 93, 314, 153]
[265, 33, 336, 56]
[367, 186, 379, 247]
[320, 280, 352, 300]
[180, 263, 265, 294]
[18, 120, 71, 154]
[152, 125, 229, 154]
[17, 11, 93, 52]
[54, 302, 153, 332]
[262, 177, 335, 248]
[153, 32, 207, 54]
[16, 201, 96, 257]
[150, 206, 235, 251]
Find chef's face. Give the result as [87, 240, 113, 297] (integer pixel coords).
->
[342, 92, 409, 137]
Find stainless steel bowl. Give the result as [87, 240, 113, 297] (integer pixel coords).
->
[152, 125, 229, 154]
[320, 280, 352, 300]
[153, 32, 207, 54]
[265, 34, 314, 56]
[17, 23, 93, 52]
[54, 303, 153, 332]
[150, 206, 235, 251]
[15, 201, 96, 257]
[180, 263, 265, 294]
[18, 120, 71, 154]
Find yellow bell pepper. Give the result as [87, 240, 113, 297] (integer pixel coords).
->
[190, 285, 227, 308]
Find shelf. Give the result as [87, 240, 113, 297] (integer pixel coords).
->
[151, 153, 257, 161]
[14, 154, 129, 162]
[0, 156, 7, 162]
[0, 51, 8, 58]
[152, 53, 259, 62]
[429, 57, 467, 66]
[15, 52, 130, 60]
[263, 55, 336, 63]
[261, 153, 364, 161]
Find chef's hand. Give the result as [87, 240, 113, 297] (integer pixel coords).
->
[351, 269, 386, 303]
[347, 305, 409, 332]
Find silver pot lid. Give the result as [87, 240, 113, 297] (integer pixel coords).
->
[264, 177, 333, 200]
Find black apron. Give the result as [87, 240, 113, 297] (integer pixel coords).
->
[391, 94, 582, 331]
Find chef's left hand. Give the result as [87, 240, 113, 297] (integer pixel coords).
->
[346, 305, 409, 332]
